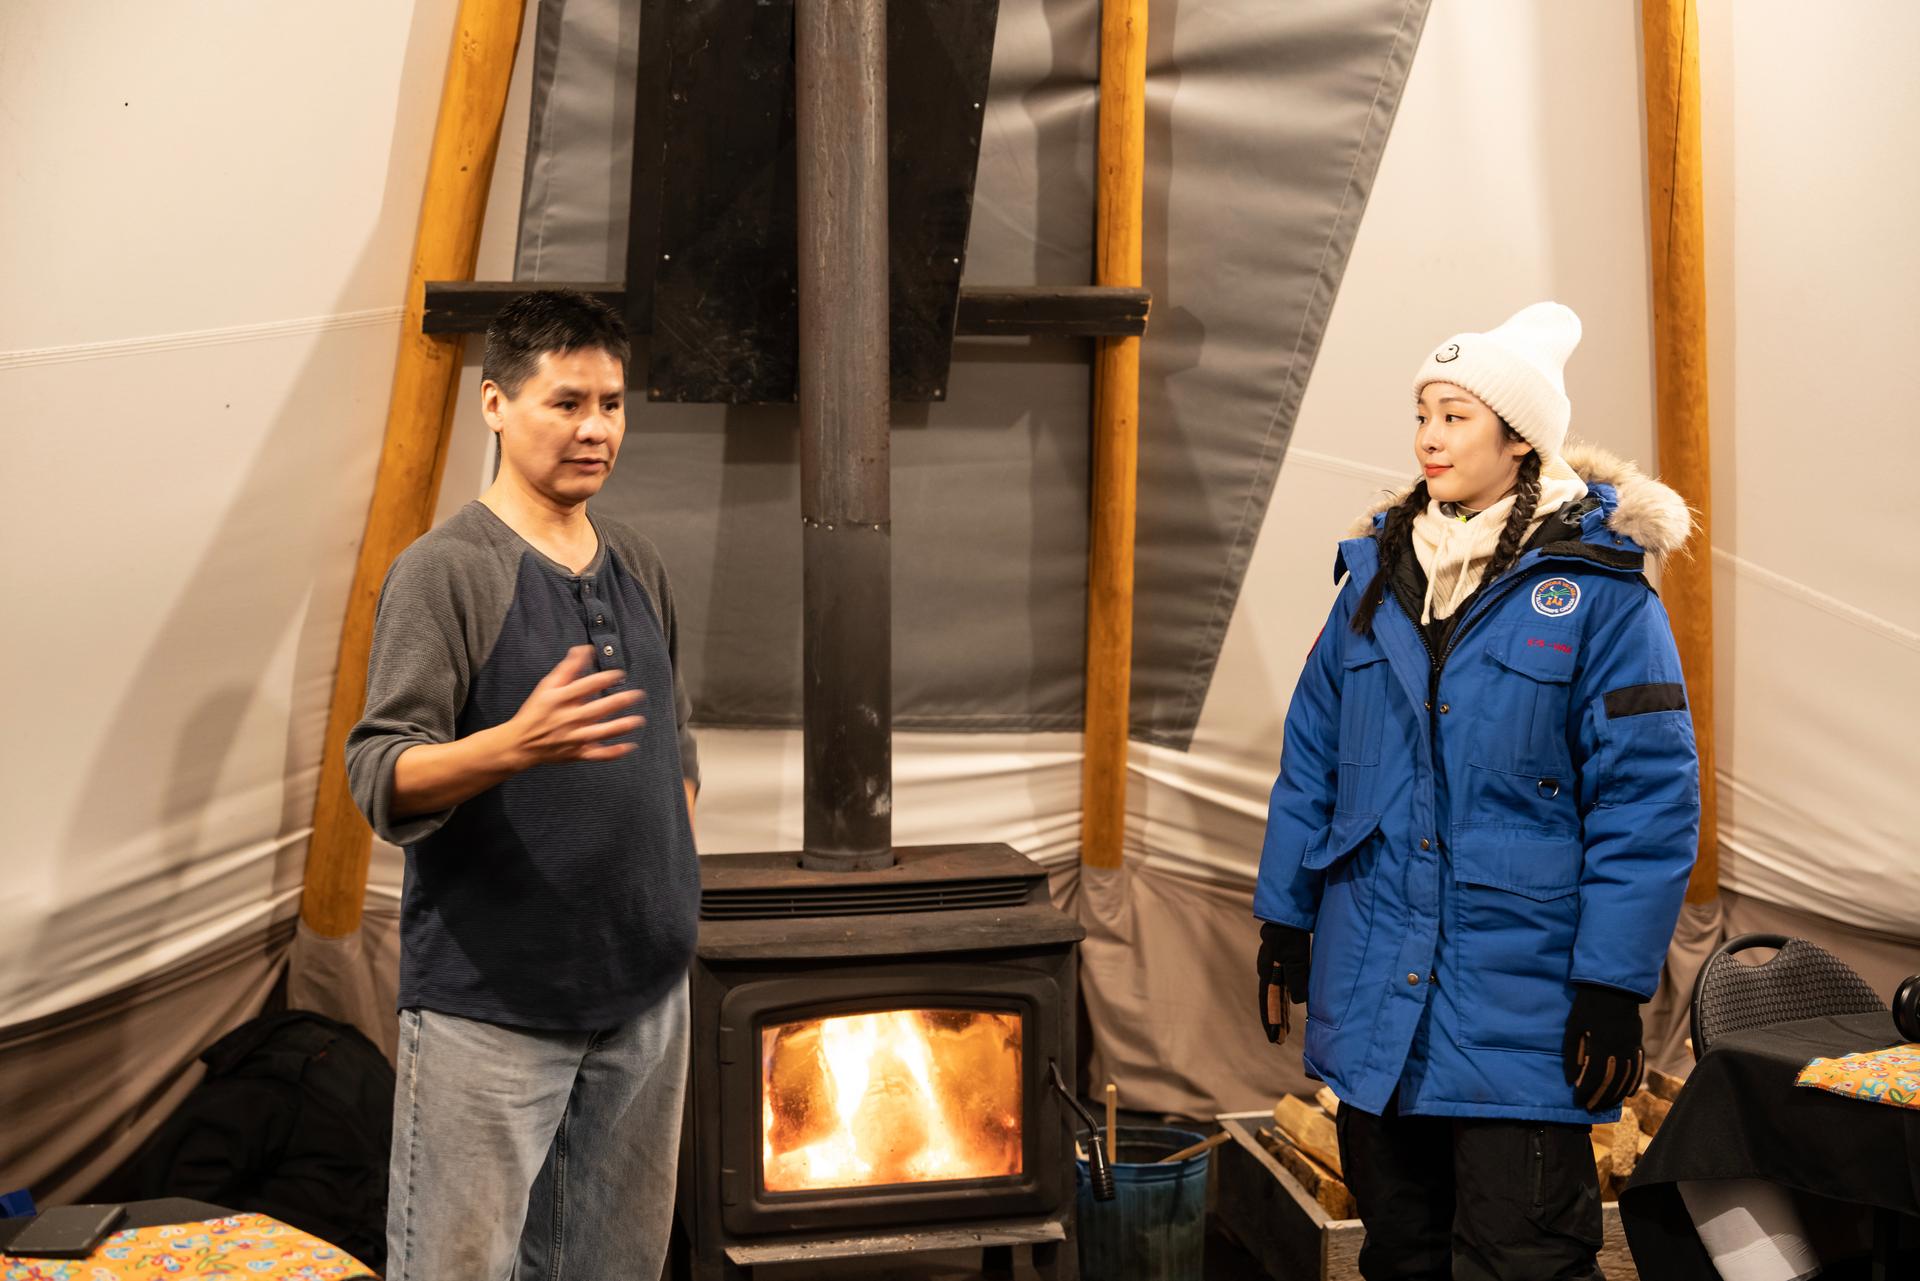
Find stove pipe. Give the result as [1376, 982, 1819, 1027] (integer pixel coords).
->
[795, 0, 893, 871]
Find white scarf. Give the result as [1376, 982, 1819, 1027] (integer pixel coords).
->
[1410, 460, 1589, 624]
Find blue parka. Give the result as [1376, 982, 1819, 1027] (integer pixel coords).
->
[1254, 447, 1700, 1125]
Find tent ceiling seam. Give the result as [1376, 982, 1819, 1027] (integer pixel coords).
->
[0, 306, 404, 371]
[1712, 547, 1919, 651]
[1284, 445, 1409, 488]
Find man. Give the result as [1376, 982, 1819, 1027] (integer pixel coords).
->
[346, 289, 700, 1280]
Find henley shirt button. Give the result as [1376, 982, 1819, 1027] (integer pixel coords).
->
[595, 614, 605, 626]
[1406, 973, 1421, 986]
[602, 644, 614, 657]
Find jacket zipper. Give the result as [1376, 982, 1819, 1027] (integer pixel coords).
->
[1434, 561, 1536, 673]
[1415, 557, 1566, 824]
[1413, 562, 1525, 707]
[1419, 546, 1587, 688]
[1530, 1128, 1547, 1213]
[1379, 542, 1626, 849]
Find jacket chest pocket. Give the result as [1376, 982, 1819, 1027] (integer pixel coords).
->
[1338, 637, 1392, 766]
[1466, 628, 1578, 775]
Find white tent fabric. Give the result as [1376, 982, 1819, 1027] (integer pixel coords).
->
[3, 0, 1917, 1201]
[1693, 0, 1920, 941]
[0, 0, 536, 1200]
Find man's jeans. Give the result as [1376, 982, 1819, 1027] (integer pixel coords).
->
[386, 980, 689, 1281]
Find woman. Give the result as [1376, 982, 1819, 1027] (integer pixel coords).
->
[1253, 303, 1700, 1281]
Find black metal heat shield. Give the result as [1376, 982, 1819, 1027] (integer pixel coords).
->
[632, 0, 1001, 403]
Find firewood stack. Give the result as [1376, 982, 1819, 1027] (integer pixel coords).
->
[1260, 1068, 1685, 1215]
[1257, 1088, 1356, 1219]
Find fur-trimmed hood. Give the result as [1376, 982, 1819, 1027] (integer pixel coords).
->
[1344, 440, 1695, 560]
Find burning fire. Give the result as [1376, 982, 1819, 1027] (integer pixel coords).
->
[762, 1009, 1023, 1192]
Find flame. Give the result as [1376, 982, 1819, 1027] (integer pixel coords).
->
[762, 1009, 1023, 1192]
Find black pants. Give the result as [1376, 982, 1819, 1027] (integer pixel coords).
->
[1336, 1094, 1605, 1281]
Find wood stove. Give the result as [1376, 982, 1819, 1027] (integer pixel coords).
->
[674, 845, 1084, 1279]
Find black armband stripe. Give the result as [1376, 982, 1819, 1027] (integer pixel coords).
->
[1605, 683, 1687, 718]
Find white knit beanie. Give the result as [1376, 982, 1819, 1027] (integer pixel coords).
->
[1412, 302, 1582, 464]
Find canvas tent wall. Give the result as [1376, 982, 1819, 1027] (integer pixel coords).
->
[3, 0, 1916, 1205]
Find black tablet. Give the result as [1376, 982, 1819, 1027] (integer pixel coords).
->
[4, 1204, 126, 1259]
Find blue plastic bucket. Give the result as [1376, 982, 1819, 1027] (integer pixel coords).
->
[1074, 1125, 1211, 1281]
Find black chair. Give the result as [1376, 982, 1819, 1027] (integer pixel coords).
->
[1689, 932, 1887, 1062]
[1689, 933, 1911, 1276]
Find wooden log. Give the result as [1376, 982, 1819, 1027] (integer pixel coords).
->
[1273, 1094, 1343, 1178]
[1314, 1087, 1342, 1118]
[1610, 1104, 1642, 1181]
[1642, 0, 1718, 904]
[1633, 1090, 1673, 1135]
[301, 0, 529, 937]
[1080, 0, 1147, 871]
[1645, 1067, 1686, 1103]
[1257, 1128, 1357, 1221]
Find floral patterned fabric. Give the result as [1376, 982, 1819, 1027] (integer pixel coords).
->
[3, 1213, 374, 1280]
[1795, 1042, 1920, 1110]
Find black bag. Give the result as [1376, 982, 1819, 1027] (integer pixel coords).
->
[110, 1011, 393, 1272]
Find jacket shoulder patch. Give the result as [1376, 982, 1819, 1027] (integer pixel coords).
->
[1531, 577, 1581, 617]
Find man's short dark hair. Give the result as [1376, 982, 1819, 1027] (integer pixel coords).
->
[482, 290, 631, 398]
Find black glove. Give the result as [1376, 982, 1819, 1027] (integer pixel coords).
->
[1257, 922, 1312, 1045]
[1563, 983, 1645, 1111]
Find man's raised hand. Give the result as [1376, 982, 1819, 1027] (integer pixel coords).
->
[505, 645, 646, 766]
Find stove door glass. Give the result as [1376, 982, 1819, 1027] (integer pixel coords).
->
[761, 1008, 1023, 1192]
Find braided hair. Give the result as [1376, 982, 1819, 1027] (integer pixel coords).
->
[1350, 429, 1542, 636]
[1350, 480, 1428, 636]
[1481, 447, 1543, 585]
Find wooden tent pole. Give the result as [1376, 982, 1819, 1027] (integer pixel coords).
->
[301, 0, 528, 937]
[1081, 0, 1149, 871]
[1641, 0, 1719, 903]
